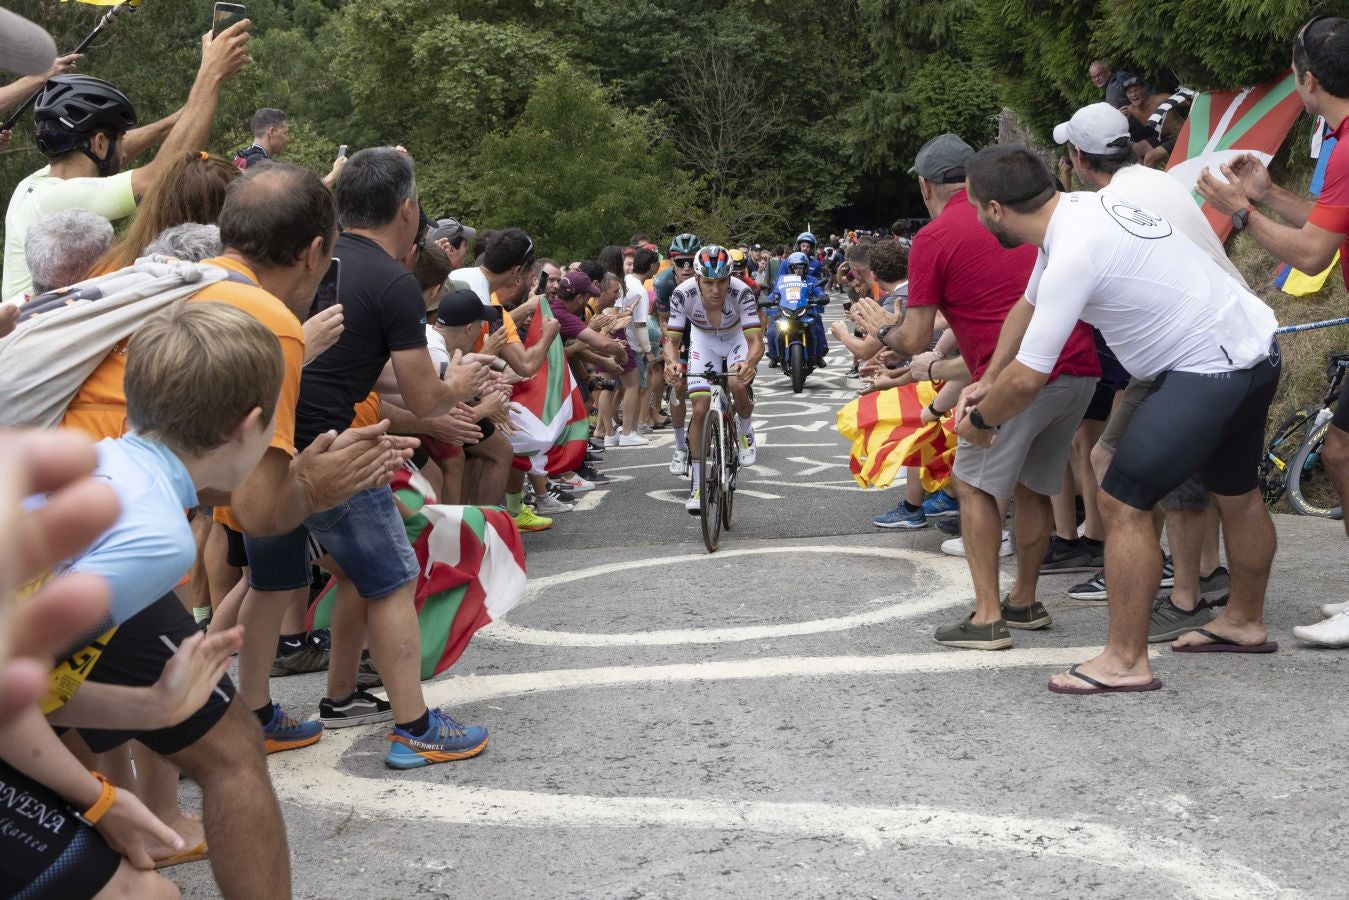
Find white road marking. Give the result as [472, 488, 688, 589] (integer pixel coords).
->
[786, 456, 848, 476]
[568, 490, 608, 512]
[756, 421, 831, 432]
[752, 400, 833, 418]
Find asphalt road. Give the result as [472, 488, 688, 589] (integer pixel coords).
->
[180, 302, 1349, 899]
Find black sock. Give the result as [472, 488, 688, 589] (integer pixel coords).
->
[396, 709, 431, 735]
[902, 500, 922, 513]
[253, 702, 275, 727]
[1057, 535, 1080, 546]
[277, 632, 305, 655]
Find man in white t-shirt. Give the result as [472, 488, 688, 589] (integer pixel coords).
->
[1055, 103, 1240, 640]
[954, 144, 1281, 695]
[2, 23, 251, 302]
[612, 247, 660, 446]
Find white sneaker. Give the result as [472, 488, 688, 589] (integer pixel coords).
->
[533, 493, 570, 515]
[618, 432, 650, 447]
[603, 434, 619, 448]
[557, 473, 595, 493]
[738, 434, 757, 466]
[1293, 610, 1349, 647]
[669, 449, 689, 476]
[1322, 600, 1349, 618]
[940, 531, 1013, 559]
[684, 488, 701, 514]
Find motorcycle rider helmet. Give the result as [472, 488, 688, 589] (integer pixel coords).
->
[33, 75, 138, 176]
[694, 245, 733, 280]
[795, 231, 817, 251]
[786, 251, 810, 276]
[668, 232, 702, 258]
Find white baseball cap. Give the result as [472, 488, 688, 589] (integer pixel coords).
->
[0, 8, 56, 76]
[1052, 103, 1133, 155]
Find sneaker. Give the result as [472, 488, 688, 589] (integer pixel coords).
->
[1321, 599, 1349, 619]
[738, 434, 757, 466]
[357, 654, 382, 690]
[513, 507, 553, 532]
[1001, 598, 1052, 630]
[384, 708, 489, 769]
[921, 489, 959, 518]
[1148, 596, 1214, 643]
[1081, 537, 1105, 567]
[1161, 554, 1174, 588]
[261, 705, 324, 754]
[587, 439, 605, 453]
[545, 484, 576, 503]
[603, 434, 619, 448]
[270, 636, 330, 678]
[577, 463, 609, 484]
[872, 502, 927, 530]
[1200, 565, 1230, 606]
[618, 432, 650, 447]
[685, 488, 701, 515]
[934, 615, 1013, 650]
[319, 690, 393, 729]
[768, 358, 780, 368]
[557, 472, 595, 492]
[1067, 571, 1107, 601]
[1040, 535, 1095, 574]
[846, 366, 860, 377]
[669, 449, 689, 476]
[1293, 610, 1349, 648]
[585, 450, 604, 463]
[940, 531, 1012, 559]
[533, 492, 570, 515]
[935, 517, 961, 537]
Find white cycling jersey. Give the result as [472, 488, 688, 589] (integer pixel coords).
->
[667, 279, 761, 335]
[1018, 191, 1276, 380]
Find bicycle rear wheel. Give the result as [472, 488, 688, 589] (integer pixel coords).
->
[1260, 406, 1315, 506]
[1287, 417, 1344, 519]
[700, 407, 723, 551]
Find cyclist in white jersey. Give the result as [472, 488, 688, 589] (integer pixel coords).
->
[663, 245, 764, 512]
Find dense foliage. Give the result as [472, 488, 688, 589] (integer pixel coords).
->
[0, 0, 1331, 255]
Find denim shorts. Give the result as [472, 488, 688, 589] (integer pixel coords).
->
[244, 485, 418, 600]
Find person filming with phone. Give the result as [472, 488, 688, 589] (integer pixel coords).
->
[234, 106, 348, 188]
[2, 17, 252, 303]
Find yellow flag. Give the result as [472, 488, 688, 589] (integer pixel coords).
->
[61, 0, 128, 6]
[1281, 252, 1341, 297]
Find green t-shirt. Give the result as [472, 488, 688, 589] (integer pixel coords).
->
[3, 167, 136, 302]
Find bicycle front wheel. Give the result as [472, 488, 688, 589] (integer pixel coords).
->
[721, 411, 737, 531]
[1287, 417, 1344, 518]
[700, 407, 723, 551]
[1260, 406, 1316, 506]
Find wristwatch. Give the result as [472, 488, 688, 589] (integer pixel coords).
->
[875, 325, 894, 344]
[1231, 205, 1254, 232]
[968, 407, 995, 430]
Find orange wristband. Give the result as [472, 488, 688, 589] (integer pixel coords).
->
[81, 771, 116, 825]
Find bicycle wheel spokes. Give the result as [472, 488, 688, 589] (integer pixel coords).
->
[722, 411, 737, 530]
[700, 406, 723, 551]
[1288, 417, 1344, 518]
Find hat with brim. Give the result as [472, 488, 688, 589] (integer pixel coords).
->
[1052, 103, 1133, 155]
[909, 133, 974, 183]
[429, 217, 477, 246]
[557, 271, 601, 298]
[436, 288, 486, 326]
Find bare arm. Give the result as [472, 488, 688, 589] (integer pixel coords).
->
[966, 360, 1049, 428]
[0, 54, 80, 114]
[120, 110, 182, 161]
[497, 318, 561, 377]
[979, 297, 1035, 385]
[1245, 213, 1342, 274]
[891, 304, 937, 356]
[129, 21, 251, 199]
[389, 347, 485, 419]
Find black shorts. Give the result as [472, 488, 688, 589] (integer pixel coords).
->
[1332, 389, 1349, 434]
[1103, 352, 1281, 510]
[78, 594, 236, 755]
[1083, 380, 1117, 422]
[223, 523, 249, 569]
[0, 759, 121, 900]
[478, 416, 496, 442]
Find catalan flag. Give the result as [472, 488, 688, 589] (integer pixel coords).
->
[837, 382, 956, 492]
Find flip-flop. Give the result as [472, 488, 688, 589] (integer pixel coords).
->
[1047, 663, 1163, 695]
[154, 839, 208, 869]
[1171, 628, 1278, 654]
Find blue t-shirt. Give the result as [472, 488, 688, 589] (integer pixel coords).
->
[58, 434, 197, 631]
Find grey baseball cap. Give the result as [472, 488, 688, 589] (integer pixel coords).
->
[908, 133, 974, 183]
[429, 216, 477, 245]
[0, 8, 56, 76]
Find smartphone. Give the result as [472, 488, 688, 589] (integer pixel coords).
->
[212, 1, 246, 37]
[484, 305, 505, 331]
[337, 144, 348, 159]
[536, 271, 549, 295]
[310, 258, 340, 315]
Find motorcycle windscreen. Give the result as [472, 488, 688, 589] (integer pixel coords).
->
[777, 275, 808, 312]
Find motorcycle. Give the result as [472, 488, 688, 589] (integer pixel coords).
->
[770, 274, 824, 394]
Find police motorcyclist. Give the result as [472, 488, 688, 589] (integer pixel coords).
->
[776, 231, 824, 283]
[766, 251, 829, 368]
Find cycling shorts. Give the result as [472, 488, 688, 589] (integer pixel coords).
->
[686, 328, 749, 394]
[0, 760, 122, 900]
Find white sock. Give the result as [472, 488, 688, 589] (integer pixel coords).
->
[738, 416, 753, 439]
[690, 461, 702, 489]
[674, 427, 687, 451]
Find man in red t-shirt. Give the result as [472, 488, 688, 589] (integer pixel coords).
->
[1196, 15, 1349, 644]
[860, 133, 1100, 651]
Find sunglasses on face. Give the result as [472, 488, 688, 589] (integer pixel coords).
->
[673, 258, 695, 269]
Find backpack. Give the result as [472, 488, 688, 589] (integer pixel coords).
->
[233, 144, 270, 170]
[0, 256, 237, 428]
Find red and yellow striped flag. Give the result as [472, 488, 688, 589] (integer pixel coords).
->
[837, 382, 956, 491]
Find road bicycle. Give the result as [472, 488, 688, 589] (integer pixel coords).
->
[697, 366, 743, 552]
[1260, 352, 1349, 518]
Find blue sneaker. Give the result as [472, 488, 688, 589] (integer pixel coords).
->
[384, 708, 489, 769]
[921, 488, 960, 518]
[872, 501, 927, 529]
[261, 704, 324, 754]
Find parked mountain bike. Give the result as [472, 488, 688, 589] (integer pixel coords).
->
[697, 366, 742, 552]
[1260, 352, 1349, 519]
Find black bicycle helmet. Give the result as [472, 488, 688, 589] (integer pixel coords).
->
[33, 75, 137, 164]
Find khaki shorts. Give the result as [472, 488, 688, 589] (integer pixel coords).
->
[955, 375, 1095, 499]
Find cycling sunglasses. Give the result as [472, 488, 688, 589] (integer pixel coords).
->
[672, 257, 696, 269]
[1296, 15, 1330, 82]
